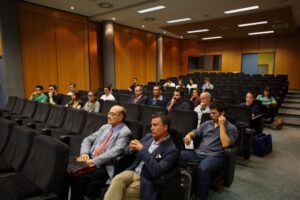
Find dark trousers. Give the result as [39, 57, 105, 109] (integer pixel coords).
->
[69, 167, 109, 200]
[180, 150, 223, 200]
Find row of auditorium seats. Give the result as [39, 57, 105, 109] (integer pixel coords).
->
[0, 96, 249, 199]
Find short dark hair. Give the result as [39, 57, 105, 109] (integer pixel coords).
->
[70, 83, 77, 87]
[151, 112, 170, 128]
[48, 85, 57, 90]
[104, 85, 112, 90]
[88, 91, 97, 97]
[246, 91, 255, 98]
[192, 88, 200, 95]
[153, 84, 162, 91]
[204, 77, 210, 82]
[174, 88, 184, 97]
[135, 85, 143, 91]
[209, 100, 226, 113]
[35, 85, 44, 91]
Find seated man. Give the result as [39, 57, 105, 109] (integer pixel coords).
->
[201, 77, 214, 91]
[70, 105, 132, 200]
[128, 77, 138, 92]
[147, 85, 167, 107]
[101, 85, 116, 101]
[67, 82, 77, 96]
[194, 92, 212, 127]
[47, 84, 62, 105]
[163, 79, 175, 88]
[104, 112, 179, 200]
[181, 101, 238, 200]
[128, 85, 149, 105]
[29, 85, 48, 102]
[167, 88, 190, 111]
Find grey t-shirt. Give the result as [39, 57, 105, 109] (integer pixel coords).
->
[194, 120, 238, 157]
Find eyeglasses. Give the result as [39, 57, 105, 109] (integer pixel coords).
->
[107, 112, 119, 117]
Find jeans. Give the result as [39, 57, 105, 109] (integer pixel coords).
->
[180, 150, 224, 200]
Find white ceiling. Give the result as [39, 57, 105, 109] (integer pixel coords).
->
[24, 0, 300, 39]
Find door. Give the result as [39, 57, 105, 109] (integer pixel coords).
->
[242, 54, 258, 75]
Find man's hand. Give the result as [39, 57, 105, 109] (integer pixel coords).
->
[48, 92, 53, 98]
[218, 115, 226, 126]
[77, 154, 89, 162]
[183, 132, 194, 145]
[85, 159, 95, 166]
[129, 139, 144, 151]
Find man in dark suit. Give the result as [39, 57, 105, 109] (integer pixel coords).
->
[167, 88, 191, 111]
[104, 112, 179, 200]
[128, 85, 149, 105]
[147, 85, 167, 107]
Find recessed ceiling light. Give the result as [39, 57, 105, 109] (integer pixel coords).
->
[138, 5, 165, 13]
[224, 5, 259, 14]
[167, 18, 191, 24]
[238, 21, 268, 27]
[202, 36, 222, 40]
[248, 30, 274, 35]
[163, 31, 167, 34]
[180, 36, 184, 39]
[112, 17, 116, 21]
[98, 2, 113, 8]
[187, 29, 209, 34]
[70, 6, 75, 10]
[141, 25, 145, 28]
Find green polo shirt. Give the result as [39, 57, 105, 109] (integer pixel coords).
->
[33, 94, 48, 102]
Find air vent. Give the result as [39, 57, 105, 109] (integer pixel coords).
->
[98, 2, 113, 8]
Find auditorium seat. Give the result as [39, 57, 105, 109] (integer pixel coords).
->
[9, 99, 37, 122]
[100, 100, 120, 114]
[0, 135, 68, 200]
[1, 97, 25, 118]
[140, 105, 167, 135]
[0, 96, 17, 116]
[117, 93, 131, 104]
[0, 118, 16, 155]
[0, 125, 38, 174]
[28, 105, 67, 132]
[60, 94, 72, 106]
[42, 108, 87, 139]
[22, 101, 51, 126]
[122, 103, 142, 121]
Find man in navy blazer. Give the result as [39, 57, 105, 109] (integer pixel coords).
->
[104, 112, 179, 200]
[128, 85, 149, 105]
[147, 85, 167, 107]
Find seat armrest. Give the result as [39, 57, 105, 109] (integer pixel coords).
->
[25, 193, 59, 200]
[154, 167, 184, 186]
[223, 146, 237, 187]
[41, 128, 52, 136]
[114, 155, 135, 175]
[26, 123, 36, 129]
[14, 118, 23, 125]
[59, 135, 72, 145]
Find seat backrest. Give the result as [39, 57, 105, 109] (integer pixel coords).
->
[4, 96, 18, 111]
[22, 135, 68, 194]
[140, 105, 168, 124]
[62, 108, 87, 133]
[21, 100, 37, 118]
[45, 105, 67, 128]
[0, 118, 16, 155]
[124, 119, 143, 140]
[226, 105, 252, 127]
[32, 102, 51, 122]
[2, 125, 38, 171]
[117, 94, 132, 104]
[60, 94, 72, 106]
[100, 100, 120, 114]
[122, 103, 142, 121]
[11, 98, 26, 114]
[168, 109, 197, 137]
[81, 112, 107, 137]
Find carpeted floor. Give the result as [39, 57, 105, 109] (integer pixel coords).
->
[210, 126, 300, 200]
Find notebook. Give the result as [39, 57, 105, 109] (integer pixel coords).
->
[67, 156, 96, 176]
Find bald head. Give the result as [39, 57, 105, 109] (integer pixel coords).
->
[107, 105, 127, 126]
[200, 92, 211, 106]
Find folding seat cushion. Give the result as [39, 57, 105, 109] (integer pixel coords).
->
[22, 102, 50, 125]
[100, 100, 120, 114]
[0, 96, 17, 115]
[49, 108, 87, 139]
[0, 135, 69, 199]
[33, 105, 67, 131]
[10, 100, 37, 121]
[68, 113, 107, 156]
[122, 103, 142, 121]
[0, 118, 16, 155]
[0, 125, 38, 173]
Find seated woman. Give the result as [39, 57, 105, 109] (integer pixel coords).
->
[82, 91, 100, 113]
[190, 88, 201, 108]
[240, 92, 263, 132]
[66, 91, 83, 109]
[256, 87, 277, 122]
[186, 78, 197, 93]
[175, 79, 185, 89]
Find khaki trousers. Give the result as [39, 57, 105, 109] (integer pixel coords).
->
[104, 170, 140, 200]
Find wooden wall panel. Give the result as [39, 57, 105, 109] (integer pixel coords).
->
[0, 30, 2, 57]
[114, 24, 156, 89]
[55, 19, 89, 94]
[89, 22, 103, 91]
[19, 10, 58, 97]
[222, 40, 242, 72]
[163, 37, 181, 78]
[18, 2, 90, 96]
